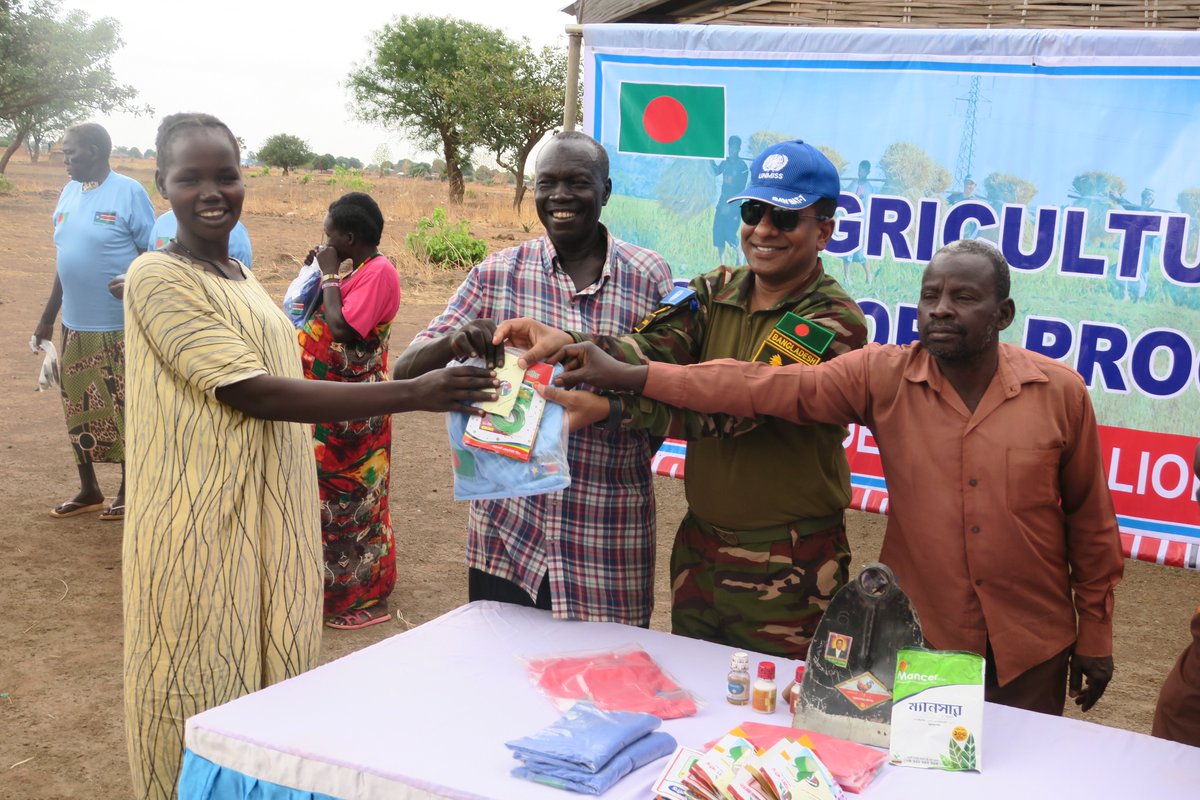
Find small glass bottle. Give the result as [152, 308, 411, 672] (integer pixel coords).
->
[785, 665, 806, 715]
[726, 651, 750, 705]
[751, 661, 777, 714]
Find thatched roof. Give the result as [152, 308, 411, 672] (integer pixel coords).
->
[563, 0, 1200, 29]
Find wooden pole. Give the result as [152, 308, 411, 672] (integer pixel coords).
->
[564, 24, 583, 131]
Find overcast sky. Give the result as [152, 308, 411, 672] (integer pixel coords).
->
[77, 1, 577, 164]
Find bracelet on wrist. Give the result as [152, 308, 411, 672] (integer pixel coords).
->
[597, 393, 623, 432]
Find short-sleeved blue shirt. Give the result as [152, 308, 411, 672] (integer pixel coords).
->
[53, 171, 155, 331]
[149, 210, 254, 268]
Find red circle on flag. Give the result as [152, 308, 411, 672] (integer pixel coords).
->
[794, 323, 810, 338]
[643, 96, 688, 143]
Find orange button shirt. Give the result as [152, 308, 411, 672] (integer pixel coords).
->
[643, 342, 1124, 685]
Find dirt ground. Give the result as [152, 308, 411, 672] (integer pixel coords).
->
[0, 159, 1197, 799]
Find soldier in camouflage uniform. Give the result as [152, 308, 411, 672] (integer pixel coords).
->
[500, 140, 868, 659]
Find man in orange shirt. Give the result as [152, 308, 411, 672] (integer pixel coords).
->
[1150, 444, 1200, 745]
[521, 238, 1124, 716]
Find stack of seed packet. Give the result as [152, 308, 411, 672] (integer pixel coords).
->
[653, 730, 844, 800]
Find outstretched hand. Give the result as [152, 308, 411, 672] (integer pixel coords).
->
[551, 342, 649, 393]
[408, 365, 498, 413]
[1068, 652, 1113, 712]
[447, 319, 505, 368]
[493, 317, 572, 367]
[536, 385, 611, 431]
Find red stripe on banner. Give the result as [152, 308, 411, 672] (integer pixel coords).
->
[653, 426, 1199, 570]
[1164, 539, 1187, 568]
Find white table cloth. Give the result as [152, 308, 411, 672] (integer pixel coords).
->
[185, 601, 1199, 799]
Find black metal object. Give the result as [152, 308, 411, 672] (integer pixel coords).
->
[793, 562, 923, 747]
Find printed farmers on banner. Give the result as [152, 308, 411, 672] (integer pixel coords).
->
[592, 24, 1200, 567]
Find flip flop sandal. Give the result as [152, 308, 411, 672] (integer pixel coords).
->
[49, 500, 105, 519]
[98, 503, 125, 522]
[325, 608, 391, 631]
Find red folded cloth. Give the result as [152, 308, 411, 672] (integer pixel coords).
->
[528, 647, 699, 720]
[705, 721, 888, 793]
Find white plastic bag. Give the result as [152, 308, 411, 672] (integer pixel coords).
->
[446, 356, 570, 500]
[29, 335, 59, 392]
[282, 263, 321, 327]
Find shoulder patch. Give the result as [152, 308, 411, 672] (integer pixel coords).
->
[633, 287, 698, 333]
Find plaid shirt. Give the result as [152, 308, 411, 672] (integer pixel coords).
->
[412, 228, 673, 625]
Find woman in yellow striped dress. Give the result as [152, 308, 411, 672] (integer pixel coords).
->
[121, 112, 496, 800]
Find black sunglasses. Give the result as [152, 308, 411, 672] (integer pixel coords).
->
[739, 201, 830, 232]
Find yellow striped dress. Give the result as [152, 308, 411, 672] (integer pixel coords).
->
[122, 251, 322, 799]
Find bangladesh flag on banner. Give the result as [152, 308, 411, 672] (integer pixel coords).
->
[618, 82, 725, 158]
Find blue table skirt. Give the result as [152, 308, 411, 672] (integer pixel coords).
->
[179, 749, 342, 800]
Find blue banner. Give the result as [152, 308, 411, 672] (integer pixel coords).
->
[585, 24, 1200, 567]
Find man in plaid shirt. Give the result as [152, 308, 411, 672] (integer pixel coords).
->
[393, 132, 673, 626]
[499, 140, 869, 658]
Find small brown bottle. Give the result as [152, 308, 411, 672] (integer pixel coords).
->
[784, 664, 806, 715]
[751, 661, 777, 714]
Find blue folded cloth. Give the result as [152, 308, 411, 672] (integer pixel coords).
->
[505, 702, 662, 772]
[512, 731, 677, 795]
[446, 362, 571, 501]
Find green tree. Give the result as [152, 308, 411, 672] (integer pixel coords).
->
[258, 133, 312, 176]
[409, 162, 431, 178]
[313, 152, 335, 171]
[0, 1, 144, 174]
[347, 15, 504, 204]
[373, 143, 391, 177]
[471, 40, 570, 211]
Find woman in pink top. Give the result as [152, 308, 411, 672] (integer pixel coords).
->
[298, 192, 402, 629]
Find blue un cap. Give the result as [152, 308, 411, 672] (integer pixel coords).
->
[729, 139, 841, 210]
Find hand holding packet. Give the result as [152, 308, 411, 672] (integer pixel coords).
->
[446, 353, 570, 500]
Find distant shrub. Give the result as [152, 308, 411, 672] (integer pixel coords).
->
[299, 174, 310, 185]
[0, 174, 14, 193]
[406, 207, 487, 269]
[252, 166, 271, 177]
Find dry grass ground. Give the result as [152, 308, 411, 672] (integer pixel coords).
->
[0, 157, 1196, 799]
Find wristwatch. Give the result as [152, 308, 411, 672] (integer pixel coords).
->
[600, 394, 623, 432]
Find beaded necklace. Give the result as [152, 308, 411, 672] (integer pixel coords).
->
[170, 239, 239, 278]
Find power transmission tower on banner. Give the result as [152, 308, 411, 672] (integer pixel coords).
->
[954, 76, 981, 189]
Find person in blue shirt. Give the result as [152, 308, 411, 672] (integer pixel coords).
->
[149, 208, 253, 267]
[33, 122, 155, 521]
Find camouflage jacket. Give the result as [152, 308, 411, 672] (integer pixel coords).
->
[579, 261, 869, 528]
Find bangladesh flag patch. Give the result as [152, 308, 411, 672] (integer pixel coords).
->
[94, 211, 118, 225]
[618, 82, 725, 158]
